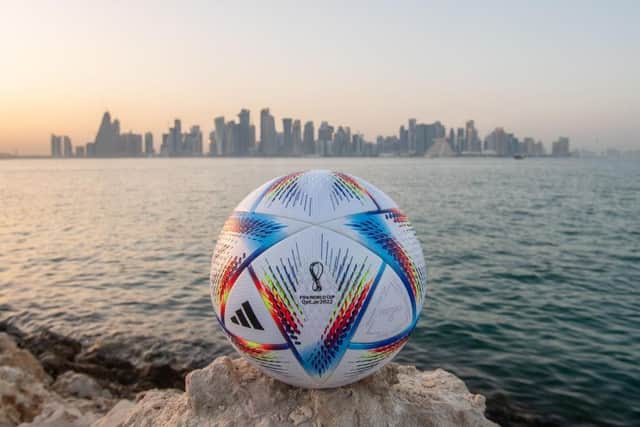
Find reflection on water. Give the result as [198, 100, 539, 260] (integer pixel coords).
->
[1, 158, 639, 426]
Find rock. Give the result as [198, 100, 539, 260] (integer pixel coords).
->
[74, 342, 138, 386]
[0, 366, 51, 426]
[94, 356, 497, 427]
[91, 400, 135, 427]
[0, 333, 48, 383]
[289, 405, 313, 425]
[1, 328, 499, 427]
[0, 366, 103, 427]
[53, 371, 112, 400]
[0, 334, 116, 427]
[28, 330, 82, 360]
[39, 350, 69, 376]
[136, 363, 186, 390]
[18, 400, 99, 427]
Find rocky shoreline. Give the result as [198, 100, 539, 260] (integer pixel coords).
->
[0, 322, 555, 426]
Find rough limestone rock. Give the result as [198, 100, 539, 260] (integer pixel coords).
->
[1, 330, 498, 427]
[54, 371, 113, 400]
[0, 366, 51, 427]
[0, 333, 48, 383]
[91, 400, 136, 427]
[0, 334, 116, 427]
[0, 365, 101, 427]
[17, 399, 99, 427]
[96, 356, 497, 427]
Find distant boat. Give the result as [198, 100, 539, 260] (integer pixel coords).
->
[513, 155, 525, 160]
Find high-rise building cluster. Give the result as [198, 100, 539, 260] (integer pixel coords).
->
[51, 109, 571, 158]
[551, 137, 571, 157]
[159, 119, 203, 156]
[205, 108, 377, 157]
[483, 128, 546, 157]
[50, 134, 72, 158]
[209, 110, 256, 156]
[77, 112, 154, 158]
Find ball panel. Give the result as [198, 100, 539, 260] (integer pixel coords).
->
[319, 338, 409, 388]
[248, 226, 384, 383]
[322, 208, 427, 311]
[209, 211, 309, 319]
[227, 340, 311, 386]
[344, 172, 399, 211]
[223, 269, 287, 345]
[249, 170, 380, 223]
[350, 267, 413, 344]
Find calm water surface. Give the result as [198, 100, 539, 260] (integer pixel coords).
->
[1, 158, 639, 426]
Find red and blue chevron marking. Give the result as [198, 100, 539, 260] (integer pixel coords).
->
[344, 208, 423, 321]
[211, 211, 288, 321]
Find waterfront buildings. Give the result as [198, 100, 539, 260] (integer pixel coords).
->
[50, 109, 564, 158]
[292, 120, 302, 156]
[213, 116, 226, 156]
[317, 121, 334, 156]
[259, 108, 278, 156]
[303, 121, 315, 155]
[50, 135, 62, 157]
[144, 132, 154, 156]
[159, 120, 204, 156]
[50, 135, 73, 158]
[552, 137, 570, 157]
[81, 111, 150, 157]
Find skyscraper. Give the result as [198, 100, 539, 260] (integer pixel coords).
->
[169, 119, 182, 155]
[259, 108, 277, 155]
[224, 120, 238, 156]
[292, 120, 302, 156]
[415, 121, 445, 155]
[352, 133, 365, 156]
[144, 132, 154, 156]
[50, 135, 62, 157]
[62, 136, 72, 157]
[318, 122, 334, 156]
[95, 112, 117, 157]
[185, 125, 203, 156]
[86, 111, 147, 157]
[282, 118, 293, 155]
[214, 116, 226, 156]
[447, 128, 455, 151]
[552, 137, 570, 157]
[85, 142, 96, 157]
[485, 127, 516, 156]
[303, 121, 315, 155]
[208, 130, 217, 156]
[121, 132, 142, 156]
[456, 127, 465, 153]
[465, 120, 480, 152]
[237, 109, 254, 156]
[399, 126, 409, 154]
[333, 126, 350, 156]
[408, 118, 417, 154]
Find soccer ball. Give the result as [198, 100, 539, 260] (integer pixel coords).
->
[209, 170, 427, 388]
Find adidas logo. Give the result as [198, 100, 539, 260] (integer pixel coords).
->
[230, 301, 264, 330]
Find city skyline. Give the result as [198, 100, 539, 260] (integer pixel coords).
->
[49, 108, 574, 159]
[2, 1, 639, 155]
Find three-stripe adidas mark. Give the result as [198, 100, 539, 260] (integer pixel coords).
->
[230, 301, 264, 330]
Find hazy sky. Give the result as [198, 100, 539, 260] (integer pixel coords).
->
[1, 0, 638, 155]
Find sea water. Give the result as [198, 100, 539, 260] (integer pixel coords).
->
[1, 157, 639, 426]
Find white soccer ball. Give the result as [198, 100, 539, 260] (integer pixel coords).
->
[209, 170, 427, 388]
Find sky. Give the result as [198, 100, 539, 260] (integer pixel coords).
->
[1, 0, 638, 155]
